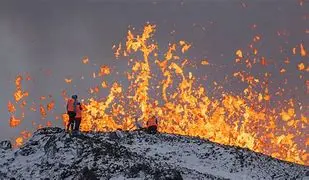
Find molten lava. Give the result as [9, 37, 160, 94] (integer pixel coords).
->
[8, 24, 308, 166]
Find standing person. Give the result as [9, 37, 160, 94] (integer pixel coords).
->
[66, 95, 78, 131]
[146, 115, 158, 134]
[74, 102, 82, 132]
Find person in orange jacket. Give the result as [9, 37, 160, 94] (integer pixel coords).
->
[146, 115, 158, 134]
[66, 95, 78, 131]
[74, 102, 82, 131]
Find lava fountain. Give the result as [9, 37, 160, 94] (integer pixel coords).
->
[8, 24, 308, 166]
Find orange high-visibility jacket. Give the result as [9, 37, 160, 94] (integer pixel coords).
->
[67, 99, 76, 112]
[75, 104, 82, 118]
[147, 116, 158, 127]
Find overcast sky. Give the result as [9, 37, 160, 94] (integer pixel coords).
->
[0, 0, 308, 140]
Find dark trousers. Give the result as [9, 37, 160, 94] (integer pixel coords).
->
[67, 111, 76, 131]
[147, 126, 157, 134]
[75, 118, 81, 131]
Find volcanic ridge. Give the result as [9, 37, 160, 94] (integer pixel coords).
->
[0, 127, 308, 180]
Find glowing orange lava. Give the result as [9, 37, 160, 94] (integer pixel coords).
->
[9, 116, 21, 128]
[8, 24, 308, 166]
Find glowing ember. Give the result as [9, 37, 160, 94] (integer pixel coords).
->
[82, 56, 89, 64]
[7, 101, 16, 113]
[101, 81, 108, 88]
[260, 57, 267, 66]
[26, 74, 31, 81]
[253, 35, 261, 42]
[280, 68, 286, 73]
[47, 101, 55, 111]
[64, 78, 72, 83]
[236, 49, 243, 58]
[300, 43, 307, 57]
[179, 40, 191, 53]
[292, 47, 297, 55]
[20, 130, 32, 139]
[89, 86, 100, 94]
[9, 116, 21, 128]
[201, 60, 210, 65]
[14, 75, 29, 102]
[98, 65, 111, 77]
[40, 105, 47, 119]
[15, 137, 23, 147]
[298, 63, 305, 71]
[15, 75, 22, 88]
[114, 43, 122, 58]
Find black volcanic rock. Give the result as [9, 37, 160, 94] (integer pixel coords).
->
[0, 127, 308, 180]
[74, 167, 98, 180]
[0, 140, 12, 150]
[153, 169, 183, 180]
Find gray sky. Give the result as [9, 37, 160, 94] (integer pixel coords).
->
[0, 0, 308, 140]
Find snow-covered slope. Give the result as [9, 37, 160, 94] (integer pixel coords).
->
[0, 127, 308, 180]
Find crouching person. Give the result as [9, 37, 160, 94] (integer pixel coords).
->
[146, 115, 158, 134]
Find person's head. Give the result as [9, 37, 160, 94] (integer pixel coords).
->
[72, 95, 78, 99]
